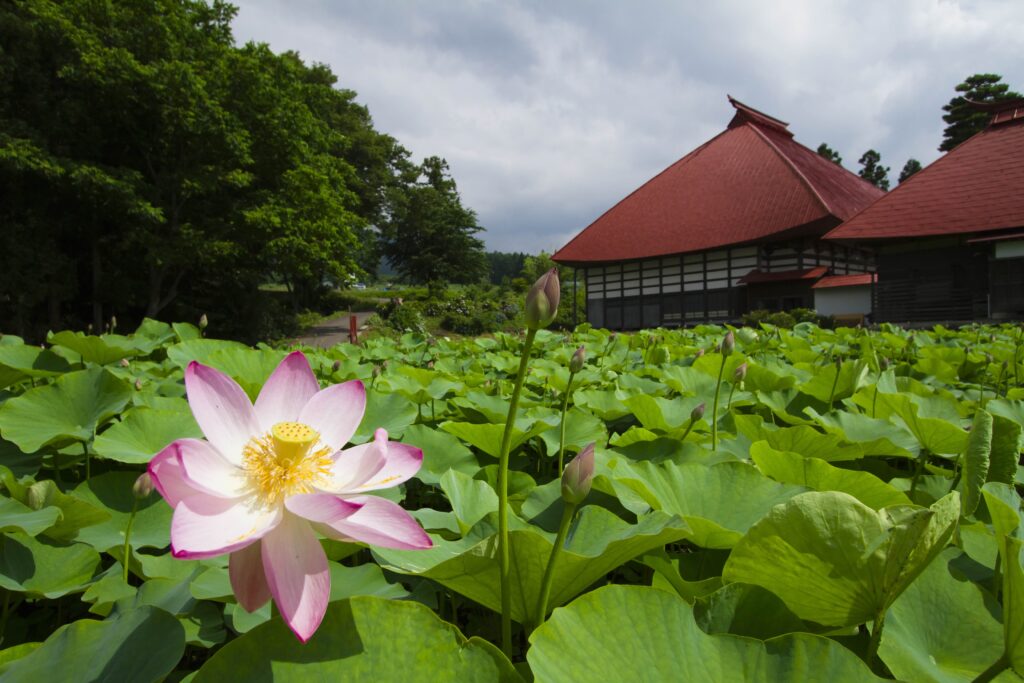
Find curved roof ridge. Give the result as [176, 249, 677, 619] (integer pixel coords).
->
[745, 122, 833, 216]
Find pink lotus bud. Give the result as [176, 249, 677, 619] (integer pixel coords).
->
[722, 331, 735, 357]
[561, 443, 595, 505]
[733, 362, 748, 382]
[569, 345, 586, 373]
[525, 268, 560, 329]
[133, 473, 154, 499]
[691, 402, 706, 422]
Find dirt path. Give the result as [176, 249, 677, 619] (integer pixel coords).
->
[291, 311, 375, 348]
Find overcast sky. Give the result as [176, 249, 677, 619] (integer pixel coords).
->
[231, 1, 1024, 254]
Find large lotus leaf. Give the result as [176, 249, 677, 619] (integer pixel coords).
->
[92, 408, 203, 464]
[761, 424, 866, 462]
[352, 390, 419, 444]
[989, 399, 1024, 431]
[624, 394, 705, 433]
[0, 344, 70, 384]
[389, 366, 462, 402]
[440, 420, 552, 458]
[724, 491, 959, 627]
[0, 643, 41, 675]
[73, 472, 172, 551]
[401, 424, 478, 485]
[165, 338, 250, 370]
[879, 549, 1012, 683]
[0, 368, 131, 451]
[205, 347, 286, 402]
[0, 496, 60, 536]
[796, 359, 869, 403]
[750, 443, 911, 509]
[981, 483, 1024, 540]
[0, 532, 99, 598]
[693, 582, 811, 640]
[192, 596, 520, 682]
[537, 407, 607, 457]
[612, 460, 805, 548]
[0, 605, 184, 683]
[48, 331, 140, 365]
[451, 390, 512, 423]
[9, 480, 110, 542]
[572, 388, 633, 421]
[962, 410, 993, 515]
[1002, 536, 1024, 676]
[804, 407, 918, 457]
[440, 469, 498, 534]
[990, 415, 1023, 486]
[880, 393, 968, 456]
[642, 554, 722, 603]
[527, 585, 885, 682]
[375, 508, 689, 624]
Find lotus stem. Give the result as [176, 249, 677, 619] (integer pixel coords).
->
[534, 502, 576, 627]
[557, 371, 577, 473]
[871, 382, 879, 419]
[83, 441, 90, 481]
[497, 326, 537, 657]
[726, 382, 737, 411]
[972, 654, 1009, 683]
[0, 590, 9, 644]
[827, 362, 841, 409]
[122, 497, 139, 583]
[679, 419, 696, 442]
[991, 553, 1002, 600]
[711, 355, 726, 450]
[865, 609, 886, 670]
[909, 452, 927, 498]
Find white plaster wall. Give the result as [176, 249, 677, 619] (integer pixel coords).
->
[814, 286, 872, 317]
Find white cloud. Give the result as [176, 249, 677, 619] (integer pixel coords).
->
[231, 0, 1024, 251]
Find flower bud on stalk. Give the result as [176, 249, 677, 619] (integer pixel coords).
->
[120, 358, 130, 368]
[722, 331, 735, 357]
[133, 473, 154, 499]
[110, 316, 117, 332]
[199, 314, 209, 330]
[134, 379, 143, 391]
[733, 362, 748, 383]
[26, 483, 49, 510]
[569, 346, 586, 373]
[561, 443, 595, 505]
[695, 348, 705, 358]
[691, 402, 706, 422]
[332, 360, 342, 373]
[525, 268, 560, 330]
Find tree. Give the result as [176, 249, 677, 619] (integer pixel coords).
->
[898, 159, 922, 184]
[486, 252, 528, 285]
[857, 150, 890, 191]
[940, 73, 1022, 152]
[381, 157, 488, 284]
[816, 143, 843, 166]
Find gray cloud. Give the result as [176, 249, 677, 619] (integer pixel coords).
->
[231, 0, 1024, 252]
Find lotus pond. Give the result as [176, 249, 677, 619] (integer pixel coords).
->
[0, 319, 1022, 682]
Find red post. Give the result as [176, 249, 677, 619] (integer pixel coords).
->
[348, 315, 358, 344]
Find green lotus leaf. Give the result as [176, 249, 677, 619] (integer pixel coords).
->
[0, 344, 71, 387]
[352, 390, 419, 444]
[879, 549, 1011, 682]
[440, 469, 498, 534]
[751, 443, 911, 509]
[796, 359, 869, 403]
[92, 408, 202, 464]
[612, 460, 806, 548]
[0, 496, 60, 536]
[572, 388, 633, 421]
[723, 491, 959, 627]
[72, 472, 172, 552]
[624, 394, 705, 433]
[981, 483, 1024, 540]
[693, 582, 811, 640]
[401, 424, 478, 485]
[989, 415, 1023, 486]
[1001, 535, 1024, 676]
[48, 331, 140, 365]
[375, 508, 689, 625]
[962, 410, 993, 515]
[527, 585, 885, 682]
[9, 480, 110, 542]
[0, 368, 131, 452]
[440, 420, 552, 459]
[0, 605, 184, 683]
[537, 406, 607, 457]
[192, 596, 520, 682]
[0, 532, 99, 598]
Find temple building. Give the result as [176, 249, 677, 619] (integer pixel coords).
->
[553, 97, 883, 330]
[825, 99, 1024, 322]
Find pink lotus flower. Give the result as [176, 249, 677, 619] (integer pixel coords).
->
[147, 351, 431, 642]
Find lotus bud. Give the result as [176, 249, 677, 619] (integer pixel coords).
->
[690, 402, 706, 422]
[427, 360, 435, 370]
[733, 362, 748, 382]
[695, 348, 705, 358]
[134, 379, 143, 391]
[120, 358, 130, 368]
[835, 356, 842, 369]
[561, 443, 595, 505]
[110, 316, 117, 332]
[198, 314, 209, 330]
[332, 360, 341, 372]
[26, 482, 50, 510]
[525, 267, 560, 329]
[87, 324, 93, 334]
[569, 345, 586, 373]
[372, 364, 382, 379]
[880, 357, 891, 370]
[1003, 360, 1009, 371]
[721, 331, 735, 357]
[133, 473, 154, 499]
[609, 333, 617, 344]
[985, 353, 994, 365]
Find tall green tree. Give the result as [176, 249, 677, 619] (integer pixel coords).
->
[898, 158, 922, 184]
[857, 150, 890, 191]
[816, 143, 843, 166]
[940, 73, 1022, 152]
[381, 157, 488, 284]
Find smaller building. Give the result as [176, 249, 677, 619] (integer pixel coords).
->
[812, 273, 875, 322]
[826, 99, 1024, 322]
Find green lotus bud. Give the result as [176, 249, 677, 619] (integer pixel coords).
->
[26, 482, 51, 510]
[561, 443, 595, 505]
[690, 402, 706, 422]
[199, 314, 209, 330]
[721, 331, 735, 357]
[134, 379, 143, 391]
[525, 268, 560, 329]
[110, 316, 117, 332]
[569, 345, 585, 373]
[733, 362, 748, 382]
[133, 473, 154, 500]
[120, 358, 130, 368]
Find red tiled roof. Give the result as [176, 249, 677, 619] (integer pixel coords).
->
[553, 98, 884, 265]
[826, 116, 1024, 241]
[812, 273, 876, 289]
[738, 266, 828, 285]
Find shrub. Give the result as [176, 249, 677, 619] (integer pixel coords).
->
[765, 311, 797, 328]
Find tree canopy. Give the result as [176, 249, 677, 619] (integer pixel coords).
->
[816, 143, 843, 166]
[898, 159, 922, 184]
[940, 73, 1022, 152]
[857, 150, 890, 191]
